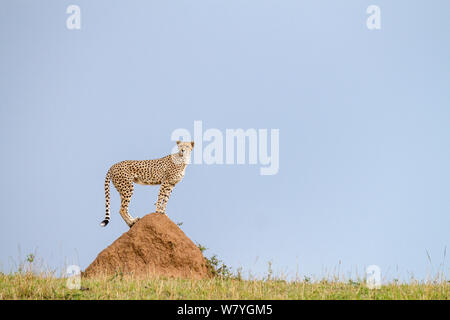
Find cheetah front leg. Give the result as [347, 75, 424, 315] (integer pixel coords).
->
[155, 182, 175, 214]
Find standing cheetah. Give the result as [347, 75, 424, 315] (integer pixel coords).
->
[101, 141, 194, 228]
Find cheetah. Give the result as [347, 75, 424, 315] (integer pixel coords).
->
[100, 141, 194, 228]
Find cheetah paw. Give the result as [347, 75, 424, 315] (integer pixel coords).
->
[129, 217, 140, 227]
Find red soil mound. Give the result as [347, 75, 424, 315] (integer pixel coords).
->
[83, 213, 210, 279]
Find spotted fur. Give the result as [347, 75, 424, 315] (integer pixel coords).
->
[101, 141, 194, 227]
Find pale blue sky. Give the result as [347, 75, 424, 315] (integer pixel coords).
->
[1, 1, 449, 281]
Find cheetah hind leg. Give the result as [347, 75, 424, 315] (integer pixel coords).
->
[130, 216, 140, 227]
[119, 196, 140, 228]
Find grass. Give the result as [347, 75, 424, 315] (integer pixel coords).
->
[1, 249, 448, 300]
[0, 271, 448, 300]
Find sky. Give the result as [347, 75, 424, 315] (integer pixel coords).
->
[1, 0, 449, 282]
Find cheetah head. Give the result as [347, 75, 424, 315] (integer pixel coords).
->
[176, 140, 194, 163]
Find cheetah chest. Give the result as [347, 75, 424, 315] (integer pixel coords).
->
[168, 167, 185, 184]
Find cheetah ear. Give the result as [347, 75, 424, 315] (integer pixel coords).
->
[176, 140, 181, 146]
[191, 141, 195, 148]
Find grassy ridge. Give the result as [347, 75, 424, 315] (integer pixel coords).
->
[0, 273, 448, 300]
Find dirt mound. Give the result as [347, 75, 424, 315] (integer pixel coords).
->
[83, 213, 210, 279]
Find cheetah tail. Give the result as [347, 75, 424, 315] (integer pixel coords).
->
[100, 170, 112, 227]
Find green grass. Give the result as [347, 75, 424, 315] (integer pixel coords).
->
[0, 272, 448, 300]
